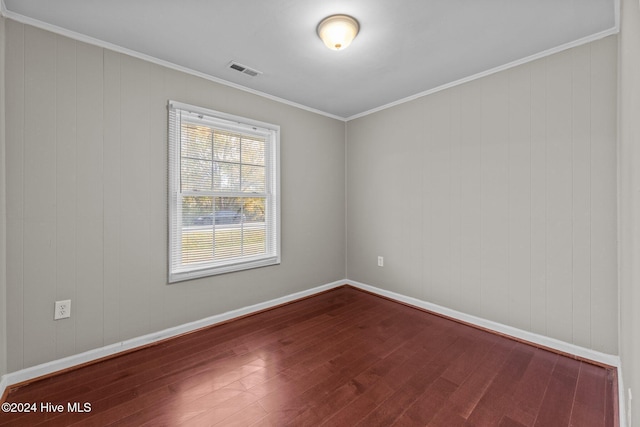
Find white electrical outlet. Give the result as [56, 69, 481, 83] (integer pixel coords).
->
[377, 256, 384, 267]
[54, 300, 71, 320]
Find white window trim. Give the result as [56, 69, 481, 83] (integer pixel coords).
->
[168, 100, 281, 283]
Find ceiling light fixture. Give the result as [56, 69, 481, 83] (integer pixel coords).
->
[317, 14, 360, 51]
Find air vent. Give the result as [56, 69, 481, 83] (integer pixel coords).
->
[228, 61, 262, 77]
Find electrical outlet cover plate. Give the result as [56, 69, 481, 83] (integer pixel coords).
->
[54, 300, 71, 320]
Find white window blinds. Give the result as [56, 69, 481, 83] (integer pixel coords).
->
[168, 101, 280, 282]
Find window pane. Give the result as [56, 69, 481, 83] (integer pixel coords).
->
[182, 158, 212, 191]
[181, 196, 213, 227]
[242, 197, 265, 223]
[169, 101, 279, 282]
[214, 131, 241, 163]
[243, 226, 266, 256]
[182, 229, 213, 264]
[181, 124, 212, 160]
[214, 197, 244, 224]
[241, 165, 265, 193]
[215, 228, 243, 259]
[213, 162, 241, 192]
[181, 195, 214, 264]
[242, 138, 265, 166]
[214, 196, 243, 259]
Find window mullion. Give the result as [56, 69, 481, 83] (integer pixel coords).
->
[210, 129, 215, 193]
[169, 100, 279, 283]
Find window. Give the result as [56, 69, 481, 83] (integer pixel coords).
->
[168, 101, 280, 282]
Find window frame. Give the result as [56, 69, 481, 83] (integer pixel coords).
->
[168, 100, 281, 283]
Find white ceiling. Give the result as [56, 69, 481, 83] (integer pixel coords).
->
[2, 0, 617, 119]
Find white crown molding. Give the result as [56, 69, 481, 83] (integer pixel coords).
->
[0, 280, 345, 396]
[346, 25, 620, 121]
[2, 5, 620, 123]
[0, 10, 346, 122]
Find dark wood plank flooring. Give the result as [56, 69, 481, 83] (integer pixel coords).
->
[0, 286, 617, 426]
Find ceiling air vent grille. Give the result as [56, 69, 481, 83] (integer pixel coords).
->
[228, 61, 262, 77]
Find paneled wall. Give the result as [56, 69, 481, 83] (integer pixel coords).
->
[346, 36, 618, 354]
[2, 19, 621, 372]
[619, 0, 640, 422]
[1, 18, 8, 377]
[4, 22, 346, 371]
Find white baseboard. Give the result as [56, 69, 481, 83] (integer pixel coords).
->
[345, 280, 629, 425]
[0, 375, 7, 399]
[0, 280, 345, 396]
[345, 279, 620, 368]
[1, 277, 625, 425]
[344, 280, 629, 425]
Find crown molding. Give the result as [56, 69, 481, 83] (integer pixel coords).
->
[2, 3, 619, 123]
[0, 9, 347, 122]
[346, 25, 620, 121]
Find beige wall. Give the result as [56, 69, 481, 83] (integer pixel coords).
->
[4, 21, 346, 371]
[347, 36, 618, 354]
[619, 0, 640, 423]
[0, 17, 7, 377]
[1, 16, 624, 380]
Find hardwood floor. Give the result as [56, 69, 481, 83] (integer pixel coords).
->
[0, 286, 617, 426]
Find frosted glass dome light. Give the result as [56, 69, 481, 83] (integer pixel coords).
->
[317, 15, 360, 51]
